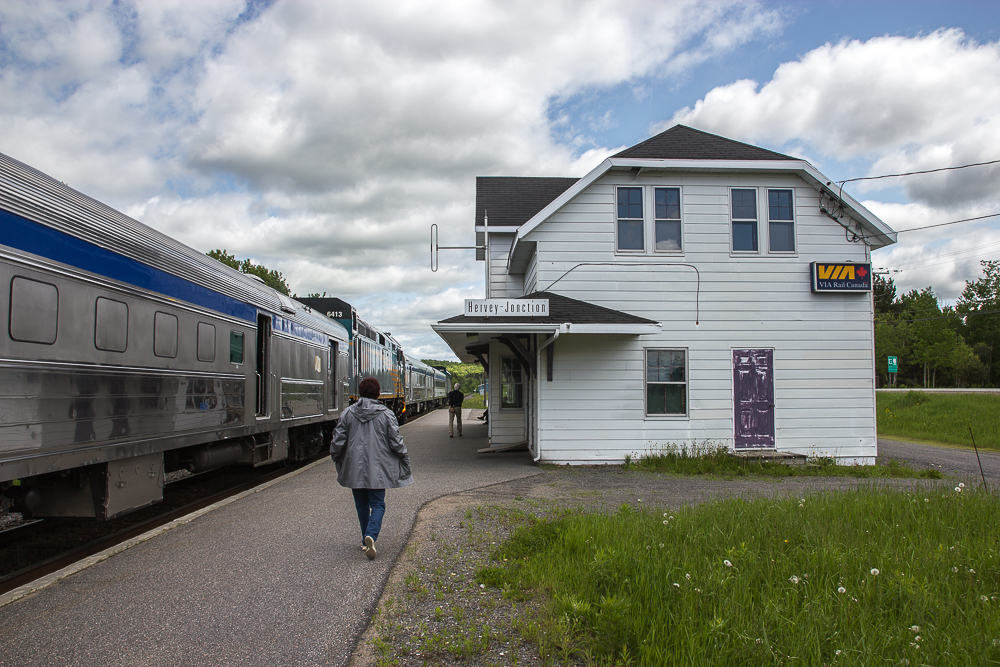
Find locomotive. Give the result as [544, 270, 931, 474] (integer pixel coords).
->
[297, 297, 452, 422]
[0, 152, 444, 521]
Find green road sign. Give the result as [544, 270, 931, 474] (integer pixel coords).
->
[888, 356, 898, 373]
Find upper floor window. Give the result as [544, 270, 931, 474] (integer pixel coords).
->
[768, 189, 795, 252]
[654, 187, 682, 252]
[731, 189, 758, 252]
[616, 186, 644, 251]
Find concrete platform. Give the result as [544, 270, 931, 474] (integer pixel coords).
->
[0, 409, 539, 667]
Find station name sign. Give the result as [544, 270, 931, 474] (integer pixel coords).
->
[464, 299, 549, 317]
[810, 262, 872, 293]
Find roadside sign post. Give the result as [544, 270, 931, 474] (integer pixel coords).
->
[888, 356, 898, 388]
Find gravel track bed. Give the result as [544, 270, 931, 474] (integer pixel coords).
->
[350, 466, 953, 667]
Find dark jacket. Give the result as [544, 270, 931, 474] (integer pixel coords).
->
[331, 398, 413, 489]
[448, 389, 464, 408]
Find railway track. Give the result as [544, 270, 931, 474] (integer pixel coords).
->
[0, 406, 442, 598]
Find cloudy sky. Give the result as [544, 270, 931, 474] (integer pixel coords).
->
[2, 0, 999, 359]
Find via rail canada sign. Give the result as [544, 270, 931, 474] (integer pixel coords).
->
[464, 299, 549, 317]
[810, 262, 872, 293]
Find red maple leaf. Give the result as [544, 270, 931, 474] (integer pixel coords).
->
[857, 266, 868, 277]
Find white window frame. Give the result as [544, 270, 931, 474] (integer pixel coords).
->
[615, 185, 685, 256]
[644, 347, 689, 419]
[499, 356, 524, 410]
[615, 185, 645, 253]
[766, 188, 797, 255]
[653, 186, 683, 254]
[730, 187, 760, 255]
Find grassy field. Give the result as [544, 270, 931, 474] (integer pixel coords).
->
[626, 444, 941, 479]
[877, 391, 1000, 450]
[479, 487, 1000, 666]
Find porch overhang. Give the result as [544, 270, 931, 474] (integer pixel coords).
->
[432, 291, 662, 364]
[432, 321, 662, 363]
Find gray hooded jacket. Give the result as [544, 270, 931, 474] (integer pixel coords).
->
[331, 398, 413, 489]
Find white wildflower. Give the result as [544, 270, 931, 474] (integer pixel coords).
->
[659, 543, 664, 548]
[871, 568, 880, 576]
[914, 636, 921, 642]
[982, 595, 989, 602]
[724, 559, 733, 567]
[959, 483, 965, 488]
[835, 649, 842, 656]
[952, 567, 959, 573]
[838, 586, 846, 594]
[969, 568, 975, 574]
[789, 575, 800, 584]
[685, 573, 691, 580]
[673, 582, 680, 588]
[924, 498, 929, 502]
[955, 487, 962, 493]
[909, 626, 920, 633]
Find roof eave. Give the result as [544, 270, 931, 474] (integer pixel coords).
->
[507, 158, 897, 270]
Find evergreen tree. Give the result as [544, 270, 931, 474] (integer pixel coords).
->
[956, 260, 1000, 386]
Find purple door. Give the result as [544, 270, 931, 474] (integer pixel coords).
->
[733, 349, 774, 449]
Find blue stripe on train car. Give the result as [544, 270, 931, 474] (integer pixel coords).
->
[0, 208, 258, 322]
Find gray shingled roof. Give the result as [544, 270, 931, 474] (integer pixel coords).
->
[438, 291, 658, 325]
[613, 124, 793, 161]
[476, 177, 578, 227]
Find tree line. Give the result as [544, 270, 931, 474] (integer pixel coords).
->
[875, 260, 1000, 388]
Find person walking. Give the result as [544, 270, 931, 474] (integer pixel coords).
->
[448, 382, 464, 438]
[331, 377, 413, 560]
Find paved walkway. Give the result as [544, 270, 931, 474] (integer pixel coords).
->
[0, 409, 540, 667]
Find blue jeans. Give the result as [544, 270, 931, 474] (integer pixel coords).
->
[352, 488, 386, 542]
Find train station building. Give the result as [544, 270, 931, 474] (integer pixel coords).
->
[433, 125, 897, 464]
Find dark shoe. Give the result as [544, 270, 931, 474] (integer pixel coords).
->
[449, 434, 453, 438]
[364, 535, 377, 560]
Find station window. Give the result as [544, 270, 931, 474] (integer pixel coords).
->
[731, 189, 758, 252]
[616, 186, 644, 251]
[768, 189, 795, 252]
[654, 187, 682, 252]
[646, 349, 687, 416]
[230, 330, 244, 364]
[500, 357, 523, 409]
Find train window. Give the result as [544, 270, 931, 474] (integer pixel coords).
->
[197, 322, 216, 362]
[153, 311, 178, 358]
[9, 276, 58, 344]
[230, 330, 244, 364]
[95, 297, 128, 352]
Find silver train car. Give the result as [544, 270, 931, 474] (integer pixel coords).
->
[297, 297, 406, 418]
[403, 356, 450, 417]
[0, 152, 350, 520]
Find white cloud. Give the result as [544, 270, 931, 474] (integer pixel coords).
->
[0, 0, 785, 359]
[666, 29, 1000, 208]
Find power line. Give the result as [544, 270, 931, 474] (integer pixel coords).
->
[837, 158, 1000, 185]
[895, 212, 1000, 233]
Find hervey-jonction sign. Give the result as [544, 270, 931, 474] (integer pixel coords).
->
[810, 262, 872, 293]
[464, 299, 549, 317]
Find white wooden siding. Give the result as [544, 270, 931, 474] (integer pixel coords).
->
[517, 170, 877, 463]
[524, 250, 539, 295]
[488, 233, 522, 297]
[488, 344, 527, 445]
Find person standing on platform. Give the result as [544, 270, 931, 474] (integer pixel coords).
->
[331, 377, 413, 560]
[448, 382, 464, 438]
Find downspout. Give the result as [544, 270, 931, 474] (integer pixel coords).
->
[533, 324, 568, 462]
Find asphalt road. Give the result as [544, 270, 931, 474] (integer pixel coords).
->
[877, 438, 1000, 488]
[0, 409, 540, 667]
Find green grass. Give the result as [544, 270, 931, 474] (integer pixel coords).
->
[463, 393, 486, 409]
[480, 487, 1000, 666]
[878, 391, 1000, 450]
[627, 444, 942, 479]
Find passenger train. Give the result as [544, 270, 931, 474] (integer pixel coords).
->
[297, 297, 451, 422]
[0, 152, 448, 521]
